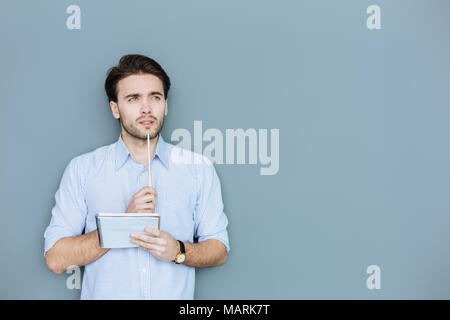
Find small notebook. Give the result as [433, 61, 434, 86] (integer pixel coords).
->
[96, 213, 160, 249]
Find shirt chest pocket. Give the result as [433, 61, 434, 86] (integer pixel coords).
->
[155, 199, 195, 242]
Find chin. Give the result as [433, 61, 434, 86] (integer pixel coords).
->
[142, 131, 158, 139]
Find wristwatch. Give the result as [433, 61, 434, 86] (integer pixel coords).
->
[174, 240, 186, 264]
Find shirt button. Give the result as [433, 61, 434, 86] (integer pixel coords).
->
[142, 268, 147, 273]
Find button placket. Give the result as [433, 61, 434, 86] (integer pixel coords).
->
[138, 167, 152, 299]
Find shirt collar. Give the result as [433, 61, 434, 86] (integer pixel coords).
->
[115, 133, 170, 171]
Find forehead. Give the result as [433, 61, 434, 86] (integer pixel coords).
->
[116, 73, 164, 97]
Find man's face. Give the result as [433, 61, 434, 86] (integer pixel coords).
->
[110, 73, 168, 140]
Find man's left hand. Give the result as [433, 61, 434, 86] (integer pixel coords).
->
[130, 227, 179, 262]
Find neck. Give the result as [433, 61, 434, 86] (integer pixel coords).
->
[121, 130, 159, 165]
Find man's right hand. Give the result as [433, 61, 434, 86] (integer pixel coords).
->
[126, 186, 158, 213]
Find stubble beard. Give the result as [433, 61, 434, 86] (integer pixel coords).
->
[119, 113, 165, 141]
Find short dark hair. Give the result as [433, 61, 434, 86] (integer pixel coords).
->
[104, 54, 171, 102]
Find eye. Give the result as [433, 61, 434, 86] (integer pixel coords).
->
[128, 97, 137, 102]
[152, 95, 161, 101]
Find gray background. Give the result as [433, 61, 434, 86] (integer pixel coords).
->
[1, 0, 450, 299]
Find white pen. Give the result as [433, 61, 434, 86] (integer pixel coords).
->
[147, 132, 152, 187]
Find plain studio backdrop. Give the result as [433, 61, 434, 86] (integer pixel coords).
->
[1, 0, 450, 299]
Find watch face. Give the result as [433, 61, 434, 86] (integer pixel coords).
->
[176, 254, 185, 263]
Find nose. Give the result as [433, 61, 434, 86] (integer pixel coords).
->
[140, 98, 153, 115]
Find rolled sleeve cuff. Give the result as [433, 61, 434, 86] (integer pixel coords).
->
[197, 229, 230, 253]
[43, 226, 76, 257]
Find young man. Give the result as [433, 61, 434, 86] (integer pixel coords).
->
[44, 54, 230, 299]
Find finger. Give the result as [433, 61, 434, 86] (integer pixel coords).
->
[133, 188, 146, 198]
[147, 186, 157, 196]
[135, 232, 167, 246]
[133, 186, 156, 199]
[135, 186, 157, 197]
[131, 239, 163, 252]
[130, 232, 157, 243]
[136, 203, 155, 211]
[137, 199, 155, 207]
[134, 208, 155, 214]
[138, 194, 156, 204]
[144, 226, 161, 238]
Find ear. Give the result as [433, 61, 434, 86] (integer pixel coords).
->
[110, 101, 120, 120]
[164, 99, 168, 116]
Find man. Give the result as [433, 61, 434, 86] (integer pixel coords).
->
[44, 54, 230, 299]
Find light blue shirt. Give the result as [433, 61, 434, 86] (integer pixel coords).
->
[43, 134, 230, 299]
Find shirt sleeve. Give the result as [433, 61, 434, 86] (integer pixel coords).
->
[194, 157, 230, 253]
[43, 157, 88, 256]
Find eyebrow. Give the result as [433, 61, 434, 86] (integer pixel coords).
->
[124, 91, 163, 99]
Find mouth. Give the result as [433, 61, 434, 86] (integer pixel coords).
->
[138, 119, 155, 127]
